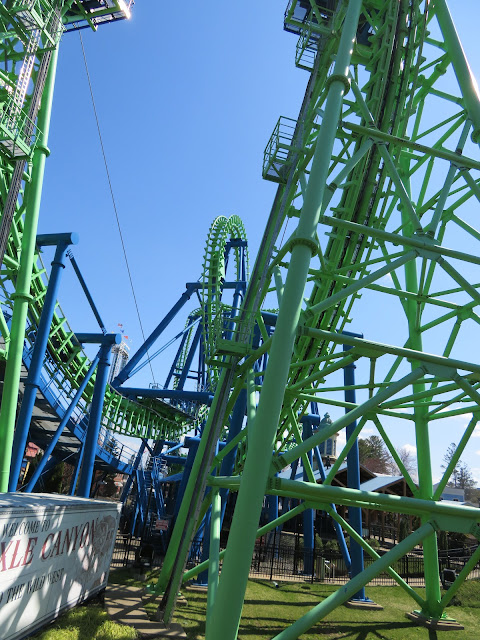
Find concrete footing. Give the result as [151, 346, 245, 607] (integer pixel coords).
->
[344, 599, 384, 610]
[185, 584, 209, 592]
[406, 611, 464, 631]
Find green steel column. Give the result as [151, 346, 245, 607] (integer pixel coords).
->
[206, 3, 363, 638]
[206, 489, 221, 637]
[401, 182, 441, 615]
[0, 46, 59, 493]
[155, 368, 228, 593]
[181, 502, 307, 583]
[271, 524, 434, 640]
[434, 0, 480, 142]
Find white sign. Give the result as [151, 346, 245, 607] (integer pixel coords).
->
[155, 518, 169, 531]
[0, 493, 121, 640]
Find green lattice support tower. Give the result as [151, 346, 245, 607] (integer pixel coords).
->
[154, 1, 480, 637]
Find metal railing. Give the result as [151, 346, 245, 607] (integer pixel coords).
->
[284, 0, 335, 37]
[23, 321, 137, 469]
[262, 116, 298, 183]
[0, 96, 39, 157]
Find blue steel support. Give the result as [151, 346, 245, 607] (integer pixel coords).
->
[113, 283, 198, 387]
[121, 439, 147, 503]
[122, 388, 213, 405]
[301, 413, 351, 567]
[343, 337, 368, 602]
[76, 332, 121, 497]
[310, 436, 351, 568]
[69, 444, 84, 495]
[34, 454, 58, 489]
[161, 455, 187, 465]
[302, 421, 314, 575]
[164, 443, 183, 455]
[67, 252, 106, 333]
[152, 439, 166, 457]
[173, 437, 200, 518]
[164, 316, 194, 388]
[9, 233, 78, 491]
[24, 351, 101, 492]
[176, 321, 203, 390]
[219, 389, 247, 521]
[131, 497, 140, 536]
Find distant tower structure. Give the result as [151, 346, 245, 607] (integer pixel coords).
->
[315, 413, 338, 460]
[108, 341, 130, 384]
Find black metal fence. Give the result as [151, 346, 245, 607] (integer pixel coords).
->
[111, 534, 480, 587]
[111, 534, 142, 567]
[249, 542, 480, 586]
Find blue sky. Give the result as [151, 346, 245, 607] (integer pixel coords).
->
[37, 1, 480, 485]
[39, 2, 306, 378]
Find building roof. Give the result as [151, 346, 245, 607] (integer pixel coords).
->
[278, 463, 412, 497]
[360, 475, 405, 493]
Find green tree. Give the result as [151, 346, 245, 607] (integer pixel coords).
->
[398, 517, 410, 542]
[441, 442, 475, 498]
[441, 442, 460, 487]
[358, 435, 395, 474]
[457, 461, 475, 499]
[397, 446, 417, 478]
[438, 529, 448, 551]
[43, 461, 65, 493]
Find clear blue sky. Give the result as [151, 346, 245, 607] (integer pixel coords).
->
[37, 1, 480, 485]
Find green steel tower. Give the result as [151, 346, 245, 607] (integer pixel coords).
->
[154, 1, 480, 637]
[0, 1, 134, 492]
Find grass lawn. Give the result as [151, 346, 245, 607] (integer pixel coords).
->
[25, 601, 137, 640]
[171, 580, 480, 640]
[25, 571, 480, 639]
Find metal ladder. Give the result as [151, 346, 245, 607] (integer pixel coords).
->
[9, 28, 41, 125]
[0, 6, 61, 267]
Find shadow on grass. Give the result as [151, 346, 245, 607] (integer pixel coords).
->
[244, 598, 330, 608]
[173, 580, 477, 639]
[174, 601, 417, 640]
[238, 619, 418, 638]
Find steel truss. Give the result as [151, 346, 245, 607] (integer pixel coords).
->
[155, 1, 480, 637]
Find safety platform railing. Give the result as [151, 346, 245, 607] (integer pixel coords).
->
[0, 96, 39, 158]
[153, 456, 168, 479]
[209, 311, 255, 361]
[11, 245, 193, 443]
[10, 0, 63, 42]
[22, 326, 137, 470]
[284, 0, 335, 38]
[295, 27, 318, 71]
[63, 0, 133, 31]
[262, 116, 299, 184]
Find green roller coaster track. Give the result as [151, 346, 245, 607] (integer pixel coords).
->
[201, 214, 249, 391]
